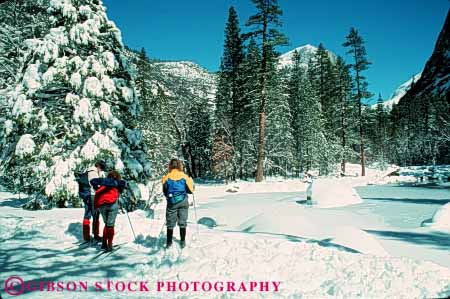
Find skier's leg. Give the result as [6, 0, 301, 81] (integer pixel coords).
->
[178, 199, 189, 248]
[81, 192, 92, 241]
[92, 209, 101, 241]
[104, 202, 118, 251]
[165, 204, 177, 248]
[99, 206, 107, 249]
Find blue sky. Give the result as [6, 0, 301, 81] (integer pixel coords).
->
[104, 0, 448, 104]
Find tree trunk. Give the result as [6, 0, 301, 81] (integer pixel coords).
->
[355, 66, 365, 177]
[341, 108, 346, 174]
[255, 100, 266, 182]
[255, 12, 268, 183]
[359, 99, 366, 176]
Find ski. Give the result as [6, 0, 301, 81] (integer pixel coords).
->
[64, 240, 92, 251]
[96, 245, 122, 261]
[89, 243, 126, 261]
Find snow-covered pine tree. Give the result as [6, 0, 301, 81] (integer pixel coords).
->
[0, 0, 151, 209]
[308, 43, 337, 131]
[287, 50, 303, 176]
[343, 27, 373, 176]
[186, 85, 213, 178]
[0, 0, 51, 89]
[265, 49, 294, 177]
[296, 74, 331, 173]
[334, 56, 356, 174]
[245, 0, 288, 182]
[307, 44, 340, 174]
[374, 93, 389, 166]
[236, 37, 260, 178]
[132, 48, 178, 177]
[213, 6, 244, 180]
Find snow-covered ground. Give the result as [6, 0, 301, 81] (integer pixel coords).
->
[1, 169, 450, 298]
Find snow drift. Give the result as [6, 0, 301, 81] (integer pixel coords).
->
[1, 204, 450, 298]
[429, 202, 450, 233]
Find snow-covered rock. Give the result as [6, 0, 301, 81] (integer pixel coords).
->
[311, 177, 363, 208]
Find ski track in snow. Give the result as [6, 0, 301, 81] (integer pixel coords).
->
[1, 180, 450, 299]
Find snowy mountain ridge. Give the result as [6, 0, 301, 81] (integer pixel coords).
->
[151, 60, 216, 101]
[278, 44, 337, 69]
[372, 73, 422, 109]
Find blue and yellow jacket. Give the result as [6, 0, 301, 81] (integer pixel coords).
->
[162, 169, 194, 204]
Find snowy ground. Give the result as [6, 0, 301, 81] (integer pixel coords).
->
[1, 172, 450, 298]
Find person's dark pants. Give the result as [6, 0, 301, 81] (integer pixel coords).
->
[166, 198, 189, 229]
[166, 198, 189, 246]
[99, 201, 119, 249]
[80, 191, 100, 240]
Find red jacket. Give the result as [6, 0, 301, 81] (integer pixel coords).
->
[94, 186, 119, 210]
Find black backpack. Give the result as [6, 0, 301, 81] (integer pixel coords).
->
[75, 170, 93, 191]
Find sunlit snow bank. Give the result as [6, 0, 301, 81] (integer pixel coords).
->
[428, 202, 450, 233]
[311, 177, 363, 208]
[1, 203, 450, 298]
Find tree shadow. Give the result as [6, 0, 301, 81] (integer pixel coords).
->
[220, 228, 360, 254]
[364, 197, 450, 205]
[365, 229, 450, 250]
[65, 222, 83, 242]
[0, 197, 26, 208]
[390, 182, 450, 190]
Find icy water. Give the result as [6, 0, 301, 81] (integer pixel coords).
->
[354, 183, 450, 229]
[353, 183, 450, 268]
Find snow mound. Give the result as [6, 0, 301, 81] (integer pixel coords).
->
[312, 178, 363, 208]
[429, 203, 450, 233]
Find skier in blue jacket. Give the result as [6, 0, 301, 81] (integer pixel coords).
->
[161, 158, 194, 249]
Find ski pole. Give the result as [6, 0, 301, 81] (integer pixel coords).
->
[155, 220, 166, 248]
[125, 208, 137, 242]
[193, 193, 199, 236]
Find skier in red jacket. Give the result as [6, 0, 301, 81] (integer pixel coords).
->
[90, 170, 126, 252]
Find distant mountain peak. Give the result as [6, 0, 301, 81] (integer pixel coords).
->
[373, 73, 422, 109]
[278, 44, 337, 69]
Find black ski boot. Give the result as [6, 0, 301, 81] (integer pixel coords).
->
[180, 227, 186, 249]
[166, 228, 173, 249]
[101, 238, 107, 250]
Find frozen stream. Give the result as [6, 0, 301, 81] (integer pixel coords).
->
[195, 183, 450, 268]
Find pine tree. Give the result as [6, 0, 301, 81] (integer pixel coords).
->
[245, 0, 288, 182]
[187, 85, 213, 178]
[334, 56, 355, 174]
[237, 37, 260, 178]
[287, 50, 304, 176]
[0, 0, 151, 209]
[375, 93, 388, 165]
[131, 48, 179, 177]
[296, 74, 331, 173]
[308, 43, 337, 130]
[214, 6, 244, 180]
[343, 27, 373, 176]
[265, 49, 293, 177]
[0, 0, 51, 89]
